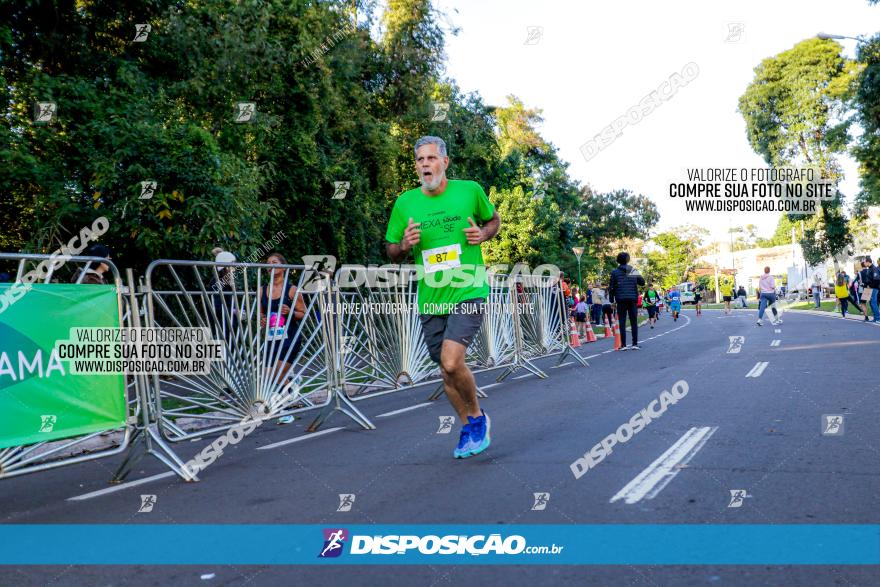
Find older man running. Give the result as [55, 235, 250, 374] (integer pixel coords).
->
[386, 136, 501, 459]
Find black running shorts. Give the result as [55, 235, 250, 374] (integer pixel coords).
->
[419, 298, 486, 363]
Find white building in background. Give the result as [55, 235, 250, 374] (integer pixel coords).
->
[700, 242, 811, 296]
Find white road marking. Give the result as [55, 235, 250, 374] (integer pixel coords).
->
[68, 471, 175, 501]
[770, 340, 781, 347]
[552, 362, 574, 369]
[377, 402, 431, 418]
[481, 382, 501, 390]
[610, 426, 718, 504]
[774, 329, 781, 333]
[514, 373, 533, 380]
[745, 362, 769, 378]
[257, 426, 344, 450]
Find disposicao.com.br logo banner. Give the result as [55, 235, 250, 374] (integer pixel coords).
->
[317, 528, 563, 559]
[2, 525, 879, 565]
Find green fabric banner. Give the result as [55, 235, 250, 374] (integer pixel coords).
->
[0, 284, 126, 449]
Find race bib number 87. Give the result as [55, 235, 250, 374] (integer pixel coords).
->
[422, 244, 462, 274]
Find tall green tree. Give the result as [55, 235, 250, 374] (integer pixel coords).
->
[644, 225, 706, 288]
[738, 38, 859, 264]
[573, 188, 659, 278]
[755, 215, 800, 248]
[853, 34, 880, 212]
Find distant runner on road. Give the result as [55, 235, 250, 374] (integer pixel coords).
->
[668, 286, 682, 321]
[386, 136, 501, 459]
[756, 266, 781, 326]
[720, 280, 734, 315]
[644, 283, 660, 329]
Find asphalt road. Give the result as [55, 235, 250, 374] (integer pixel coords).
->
[3, 308, 879, 586]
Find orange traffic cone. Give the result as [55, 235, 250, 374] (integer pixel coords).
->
[612, 313, 622, 350]
[603, 316, 612, 338]
[584, 319, 597, 343]
[569, 320, 581, 347]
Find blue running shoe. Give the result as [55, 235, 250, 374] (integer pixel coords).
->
[465, 410, 491, 456]
[453, 423, 472, 459]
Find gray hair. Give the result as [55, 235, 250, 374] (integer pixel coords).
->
[414, 135, 447, 157]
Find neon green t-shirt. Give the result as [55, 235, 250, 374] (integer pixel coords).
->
[720, 283, 733, 297]
[385, 180, 495, 315]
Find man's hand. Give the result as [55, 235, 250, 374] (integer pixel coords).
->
[463, 217, 484, 245]
[400, 217, 421, 252]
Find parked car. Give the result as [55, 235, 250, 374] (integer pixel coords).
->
[675, 282, 697, 304]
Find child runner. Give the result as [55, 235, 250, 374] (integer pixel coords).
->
[574, 297, 589, 339]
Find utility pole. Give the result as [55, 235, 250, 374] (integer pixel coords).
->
[714, 242, 721, 304]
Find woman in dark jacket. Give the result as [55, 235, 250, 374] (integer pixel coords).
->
[608, 252, 646, 350]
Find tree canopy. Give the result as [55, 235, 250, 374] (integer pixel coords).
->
[1, 0, 659, 282]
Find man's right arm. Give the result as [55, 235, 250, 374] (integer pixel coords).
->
[386, 241, 411, 264]
[386, 211, 420, 263]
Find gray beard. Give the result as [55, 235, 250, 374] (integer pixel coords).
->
[421, 173, 444, 191]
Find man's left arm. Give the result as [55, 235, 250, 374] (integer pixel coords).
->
[464, 211, 500, 244]
[479, 211, 501, 242]
[465, 183, 500, 245]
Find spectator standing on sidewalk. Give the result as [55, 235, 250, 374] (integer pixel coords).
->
[561, 275, 572, 308]
[737, 285, 747, 308]
[609, 252, 646, 350]
[812, 273, 824, 309]
[590, 283, 602, 324]
[70, 244, 112, 285]
[858, 258, 880, 323]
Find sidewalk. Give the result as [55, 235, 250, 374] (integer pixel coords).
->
[784, 307, 880, 326]
[681, 306, 880, 327]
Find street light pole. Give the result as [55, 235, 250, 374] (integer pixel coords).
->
[572, 246, 584, 291]
[817, 32, 867, 43]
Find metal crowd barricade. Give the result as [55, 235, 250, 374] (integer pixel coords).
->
[466, 272, 517, 368]
[2, 254, 591, 483]
[142, 259, 372, 443]
[426, 271, 514, 400]
[496, 271, 587, 381]
[0, 253, 187, 481]
[301, 276, 374, 432]
[331, 265, 437, 396]
[328, 266, 528, 404]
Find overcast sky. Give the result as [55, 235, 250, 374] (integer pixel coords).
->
[418, 0, 880, 243]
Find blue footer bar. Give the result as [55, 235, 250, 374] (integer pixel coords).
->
[1, 525, 878, 565]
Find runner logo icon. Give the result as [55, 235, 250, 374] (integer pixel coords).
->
[319, 528, 348, 558]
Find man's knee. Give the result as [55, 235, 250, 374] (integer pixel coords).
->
[439, 344, 466, 375]
[440, 355, 464, 376]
